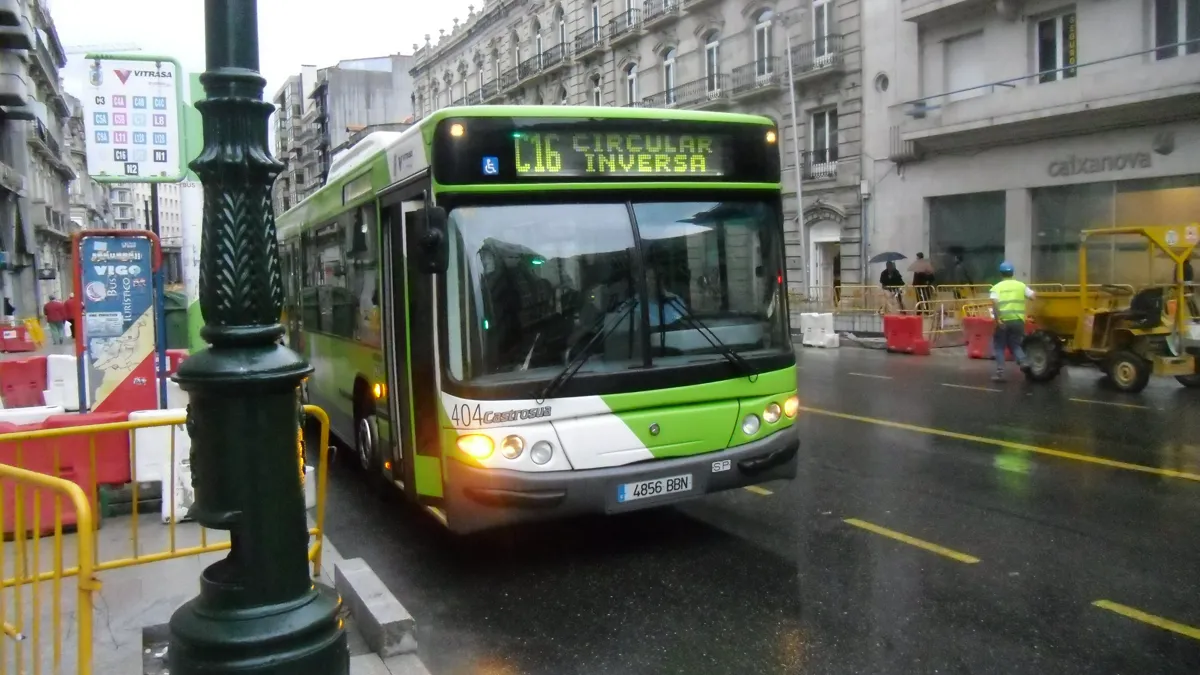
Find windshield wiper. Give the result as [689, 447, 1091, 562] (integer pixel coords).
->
[661, 298, 759, 381]
[537, 296, 638, 403]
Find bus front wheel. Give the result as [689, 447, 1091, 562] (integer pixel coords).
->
[356, 414, 379, 474]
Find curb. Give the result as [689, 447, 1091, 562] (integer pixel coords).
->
[335, 557, 418, 659]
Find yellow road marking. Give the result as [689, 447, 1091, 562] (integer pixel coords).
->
[800, 406, 1200, 482]
[848, 372, 892, 380]
[1069, 397, 1147, 410]
[743, 485, 773, 496]
[844, 518, 980, 564]
[1093, 600, 1200, 641]
[942, 383, 1001, 393]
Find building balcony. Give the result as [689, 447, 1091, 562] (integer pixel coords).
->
[608, 9, 644, 47]
[517, 53, 544, 83]
[639, 75, 731, 110]
[465, 87, 484, 105]
[682, 0, 721, 11]
[642, 0, 681, 29]
[790, 34, 845, 82]
[0, 0, 18, 25]
[900, 0, 990, 24]
[0, 158, 22, 194]
[802, 150, 838, 181]
[499, 65, 520, 92]
[479, 79, 500, 102]
[0, 12, 32, 51]
[0, 69, 27, 108]
[889, 43, 1200, 158]
[731, 58, 783, 100]
[574, 26, 605, 58]
[540, 43, 570, 76]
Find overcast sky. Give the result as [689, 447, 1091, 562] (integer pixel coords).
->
[53, 0, 471, 101]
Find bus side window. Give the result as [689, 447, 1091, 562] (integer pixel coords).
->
[348, 203, 381, 346]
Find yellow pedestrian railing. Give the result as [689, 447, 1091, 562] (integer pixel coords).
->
[0, 464, 96, 675]
[21, 320, 45, 349]
[0, 404, 331, 675]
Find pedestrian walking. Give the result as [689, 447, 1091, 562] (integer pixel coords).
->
[43, 295, 67, 344]
[64, 292, 79, 342]
[909, 253, 936, 309]
[989, 261, 1036, 382]
[3, 296, 14, 319]
[879, 261, 905, 311]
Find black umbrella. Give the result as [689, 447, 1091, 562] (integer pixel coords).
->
[869, 251, 907, 264]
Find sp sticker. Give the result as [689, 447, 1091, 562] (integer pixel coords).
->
[712, 460, 731, 473]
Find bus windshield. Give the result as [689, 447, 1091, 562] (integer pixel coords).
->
[444, 199, 789, 386]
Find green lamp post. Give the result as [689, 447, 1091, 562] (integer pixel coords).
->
[167, 1, 348, 672]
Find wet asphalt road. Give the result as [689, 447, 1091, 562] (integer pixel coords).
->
[321, 347, 1200, 675]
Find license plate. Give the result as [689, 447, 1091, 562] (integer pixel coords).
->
[617, 474, 692, 503]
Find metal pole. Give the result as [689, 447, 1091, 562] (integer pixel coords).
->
[783, 25, 808, 291]
[150, 183, 168, 408]
[167, 1, 348, 672]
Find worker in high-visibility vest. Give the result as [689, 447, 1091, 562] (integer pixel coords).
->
[990, 261, 1036, 382]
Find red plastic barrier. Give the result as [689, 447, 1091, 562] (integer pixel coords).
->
[964, 318, 1036, 359]
[162, 349, 189, 377]
[0, 323, 35, 353]
[0, 356, 48, 408]
[883, 314, 929, 355]
[41, 412, 132, 487]
[0, 421, 81, 536]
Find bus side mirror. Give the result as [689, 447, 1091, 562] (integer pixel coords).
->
[414, 207, 448, 275]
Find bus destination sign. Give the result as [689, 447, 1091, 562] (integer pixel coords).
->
[513, 131, 729, 178]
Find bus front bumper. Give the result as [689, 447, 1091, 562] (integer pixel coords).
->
[443, 427, 799, 534]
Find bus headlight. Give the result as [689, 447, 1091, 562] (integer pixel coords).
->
[742, 414, 760, 436]
[763, 403, 782, 424]
[783, 396, 799, 418]
[530, 440, 554, 465]
[500, 435, 525, 459]
[457, 434, 494, 460]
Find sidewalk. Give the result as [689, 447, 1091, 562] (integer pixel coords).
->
[0, 340, 72, 361]
[2, 513, 428, 674]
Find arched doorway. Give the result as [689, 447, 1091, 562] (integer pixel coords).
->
[805, 204, 846, 293]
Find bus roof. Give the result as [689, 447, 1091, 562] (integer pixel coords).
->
[277, 106, 778, 239]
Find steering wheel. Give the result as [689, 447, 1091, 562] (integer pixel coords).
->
[1100, 284, 1134, 297]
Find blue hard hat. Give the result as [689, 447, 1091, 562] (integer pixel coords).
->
[998, 261, 1014, 274]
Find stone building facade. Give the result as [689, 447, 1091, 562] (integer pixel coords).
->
[409, 0, 866, 293]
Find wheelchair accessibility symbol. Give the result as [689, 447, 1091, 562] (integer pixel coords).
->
[482, 156, 499, 176]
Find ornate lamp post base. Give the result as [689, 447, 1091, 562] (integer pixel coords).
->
[167, 2, 348, 672]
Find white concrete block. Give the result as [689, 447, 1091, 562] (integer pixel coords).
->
[0, 406, 64, 425]
[822, 333, 841, 349]
[46, 353, 82, 411]
[304, 465, 317, 510]
[165, 379, 188, 409]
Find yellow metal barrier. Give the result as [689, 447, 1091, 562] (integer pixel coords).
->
[0, 405, 331, 674]
[0, 464, 96, 675]
[21, 320, 44, 349]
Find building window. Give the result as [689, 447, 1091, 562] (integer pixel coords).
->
[705, 32, 721, 92]
[557, 6, 567, 45]
[754, 9, 774, 76]
[560, 87, 569, 105]
[493, 49, 501, 81]
[534, 20, 543, 66]
[1036, 12, 1077, 82]
[591, 75, 603, 105]
[944, 32, 986, 102]
[512, 32, 521, 67]
[625, 63, 638, 104]
[592, 0, 601, 41]
[813, 0, 831, 56]
[810, 109, 838, 164]
[478, 67, 485, 92]
[663, 48, 677, 104]
[1154, 0, 1200, 59]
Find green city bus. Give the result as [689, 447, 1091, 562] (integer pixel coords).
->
[276, 106, 799, 534]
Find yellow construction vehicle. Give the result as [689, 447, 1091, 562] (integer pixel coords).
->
[1021, 225, 1199, 393]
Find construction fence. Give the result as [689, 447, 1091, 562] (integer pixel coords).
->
[0, 405, 332, 675]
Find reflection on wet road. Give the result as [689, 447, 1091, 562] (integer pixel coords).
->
[323, 347, 1200, 674]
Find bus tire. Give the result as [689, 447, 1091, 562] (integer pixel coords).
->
[355, 412, 378, 473]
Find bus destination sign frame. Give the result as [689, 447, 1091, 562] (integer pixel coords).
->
[431, 117, 780, 186]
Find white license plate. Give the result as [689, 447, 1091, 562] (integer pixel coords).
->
[617, 474, 692, 503]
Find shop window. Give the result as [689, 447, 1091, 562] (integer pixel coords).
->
[1035, 11, 1077, 82]
[929, 192, 1006, 286]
